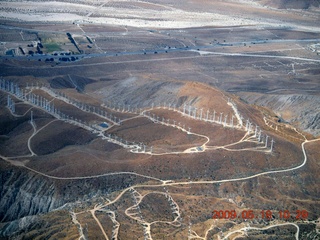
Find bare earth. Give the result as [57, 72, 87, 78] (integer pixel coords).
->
[0, 0, 319, 239]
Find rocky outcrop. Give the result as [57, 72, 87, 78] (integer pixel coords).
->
[0, 159, 154, 237]
[0, 164, 62, 223]
[0, 215, 39, 238]
[238, 92, 320, 136]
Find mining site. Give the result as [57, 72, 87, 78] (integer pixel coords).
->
[0, 0, 320, 239]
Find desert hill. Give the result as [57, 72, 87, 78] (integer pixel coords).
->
[0, 0, 319, 238]
[1, 75, 319, 239]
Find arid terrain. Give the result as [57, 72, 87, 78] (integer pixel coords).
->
[0, 0, 320, 239]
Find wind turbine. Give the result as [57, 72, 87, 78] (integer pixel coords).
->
[7, 95, 11, 107]
[265, 135, 269, 148]
[230, 115, 234, 127]
[258, 130, 262, 142]
[270, 139, 275, 152]
[245, 119, 249, 131]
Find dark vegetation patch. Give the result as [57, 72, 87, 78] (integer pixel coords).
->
[298, 223, 317, 238]
[49, 75, 95, 92]
[139, 193, 174, 222]
[0, 103, 52, 135]
[0, 115, 29, 135]
[0, 120, 33, 156]
[31, 121, 96, 155]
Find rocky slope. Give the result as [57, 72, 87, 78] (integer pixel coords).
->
[238, 92, 320, 136]
[92, 76, 186, 107]
[0, 159, 150, 238]
[0, 163, 60, 223]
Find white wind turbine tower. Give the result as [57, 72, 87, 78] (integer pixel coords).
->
[200, 108, 203, 120]
[230, 115, 234, 128]
[7, 95, 11, 108]
[11, 100, 15, 113]
[206, 109, 209, 121]
[23, 89, 27, 100]
[258, 130, 262, 142]
[10, 82, 14, 92]
[245, 119, 250, 131]
[265, 135, 269, 148]
[291, 63, 296, 75]
[270, 139, 275, 152]
[240, 116, 244, 128]
[44, 98, 47, 109]
[224, 114, 228, 126]
[219, 112, 223, 124]
[30, 111, 34, 123]
[254, 125, 258, 137]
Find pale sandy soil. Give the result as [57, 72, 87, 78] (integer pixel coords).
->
[0, 1, 254, 27]
[1, 0, 319, 31]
